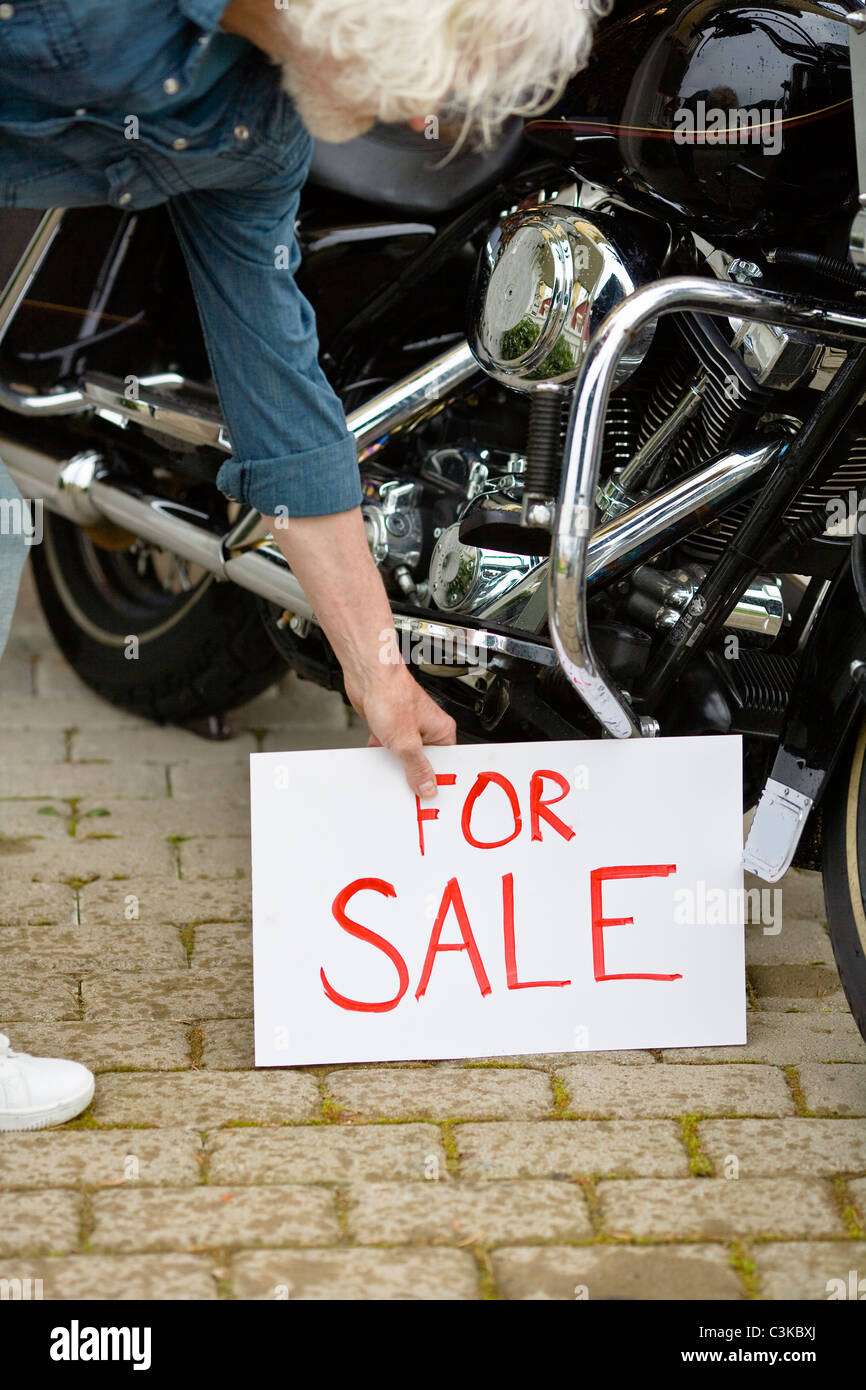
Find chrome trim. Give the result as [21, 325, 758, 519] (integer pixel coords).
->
[82, 375, 226, 451]
[743, 779, 813, 882]
[472, 437, 782, 629]
[469, 207, 656, 392]
[77, 342, 480, 461]
[550, 276, 866, 738]
[0, 209, 90, 416]
[392, 613, 556, 668]
[349, 341, 481, 460]
[1, 439, 555, 670]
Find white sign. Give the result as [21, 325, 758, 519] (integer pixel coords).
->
[250, 736, 745, 1066]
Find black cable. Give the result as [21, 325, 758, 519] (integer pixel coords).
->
[767, 248, 866, 296]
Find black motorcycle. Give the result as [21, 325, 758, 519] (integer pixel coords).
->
[3, 0, 866, 1037]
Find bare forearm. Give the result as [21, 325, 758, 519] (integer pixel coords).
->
[265, 509, 392, 698]
[263, 508, 456, 794]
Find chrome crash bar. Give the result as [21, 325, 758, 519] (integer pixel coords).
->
[549, 276, 866, 738]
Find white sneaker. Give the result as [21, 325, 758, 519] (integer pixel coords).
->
[0, 1032, 94, 1131]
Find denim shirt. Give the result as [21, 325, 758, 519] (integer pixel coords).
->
[0, 0, 362, 518]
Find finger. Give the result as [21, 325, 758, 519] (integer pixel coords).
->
[367, 733, 383, 748]
[397, 735, 438, 799]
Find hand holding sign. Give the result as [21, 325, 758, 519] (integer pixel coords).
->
[251, 737, 745, 1065]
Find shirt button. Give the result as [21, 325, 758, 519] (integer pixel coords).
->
[117, 192, 132, 206]
[163, 76, 180, 95]
[172, 137, 188, 151]
[74, 107, 87, 117]
[234, 124, 250, 141]
[0, 5, 15, 19]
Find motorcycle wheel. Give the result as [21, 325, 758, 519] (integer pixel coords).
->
[30, 511, 286, 723]
[822, 717, 866, 1042]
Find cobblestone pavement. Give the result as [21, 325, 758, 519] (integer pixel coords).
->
[1, 562, 865, 1302]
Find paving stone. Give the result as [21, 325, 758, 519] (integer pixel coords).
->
[0, 1131, 203, 1188]
[0, 880, 75, 926]
[466, 1050, 656, 1067]
[71, 728, 258, 763]
[777, 870, 826, 922]
[596, 1178, 844, 1239]
[0, 973, 78, 1022]
[200, 1019, 254, 1070]
[190, 923, 251, 969]
[662, 1014, 866, 1063]
[752, 1241, 866, 1301]
[208, 1124, 445, 1184]
[456, 1120, 689, 1178]
[757, 995, 851, 1013]
[79, 876, 251, 926]
[82, 970, 253, 1021]
[169, 765, 250, 801]
[0, 655, 35, 697]
[92, 1071, 320, 1127]
[76, 799, 250, 840]
[327, 1067, 553, 1120]
[90, 1186, 338, 1251]
[230, 1247, 479, 1300]
[35, 651, 99, 698]
[0, 801, 70, 839]
[0, 699, 148, 731]
[0, 731, 66, 762]
[798, 1064, 866, 1116]
[558, 1063, 794, 1118]
[0, 1191, 81, 1255]
[846, 1176, 866, 1222]
[699, 1119, 866, 1176]
[347, 1180, 592, 1244]
[21, 837, 177, 881]
[0, 763, 168, 800]
[178, 838, 250, 879]
[233, 675, 350, 729]
[0, 1253, 217, 1299]
[0, 921, 186, 972]
[745, 919, 833, 967]
[493, 1243, 743, 1301]
[259, 727, 369, 753]
[4, 1022, 190, 1071]
[749, 964, 842, 998]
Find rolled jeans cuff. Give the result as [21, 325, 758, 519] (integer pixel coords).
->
[216, 435, 362, 518]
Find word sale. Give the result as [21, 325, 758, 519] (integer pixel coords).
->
[320, 767, 682, 1013]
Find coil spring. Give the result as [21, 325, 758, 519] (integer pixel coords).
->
[524, 390, 568, 498]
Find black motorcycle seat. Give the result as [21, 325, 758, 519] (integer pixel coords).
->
[308, 119, 526, 215]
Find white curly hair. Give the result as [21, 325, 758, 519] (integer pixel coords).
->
[272, 0, 599, 145]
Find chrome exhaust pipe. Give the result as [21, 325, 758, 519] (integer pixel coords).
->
[2, 441, 314, 617]
[1, 440, 555, 665]
[0, 430, 794, 676]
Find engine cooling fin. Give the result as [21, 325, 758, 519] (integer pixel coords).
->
[707, 647, 799, 736]
[682, 436, 866, 564]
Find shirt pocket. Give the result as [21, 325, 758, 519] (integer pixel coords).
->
[0, 0, 87, 71]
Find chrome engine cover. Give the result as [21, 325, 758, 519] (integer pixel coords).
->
[428, 523, 536, 614]
[468, 207, 655, 393]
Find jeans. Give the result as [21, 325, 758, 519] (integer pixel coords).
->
[0, 458, 29, 662]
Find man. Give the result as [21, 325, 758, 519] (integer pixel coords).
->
[0, 0, 595, 1126]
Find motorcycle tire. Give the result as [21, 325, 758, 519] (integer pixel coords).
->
[30, 511, 287, 723]
[822, 717, 866, 1043]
